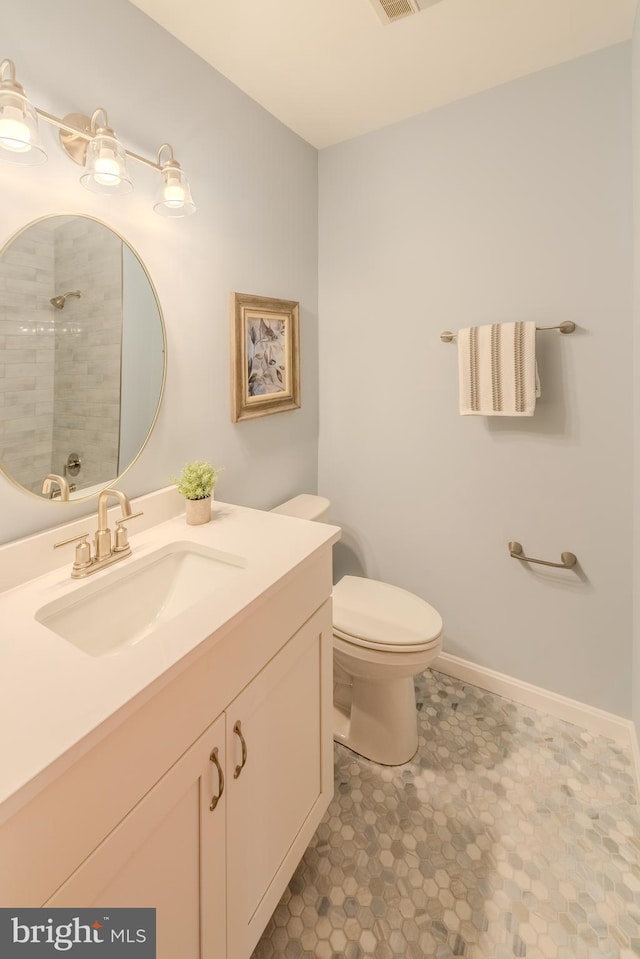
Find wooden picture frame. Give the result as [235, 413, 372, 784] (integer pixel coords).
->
[230, 292, 301, 422]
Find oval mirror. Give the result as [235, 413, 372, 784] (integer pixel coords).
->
[0, 214, 165, 501]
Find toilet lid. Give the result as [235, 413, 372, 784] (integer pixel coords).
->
[332, 576, 443, 650]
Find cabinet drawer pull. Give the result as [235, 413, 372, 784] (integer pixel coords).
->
[233, 721, 247, 779]
[209, 747, 224, 811]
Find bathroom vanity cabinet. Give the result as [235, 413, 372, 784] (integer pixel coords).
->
[0, 498, 337, 959]
[48, 714, 228, 957]
[45, 607, 330, 958]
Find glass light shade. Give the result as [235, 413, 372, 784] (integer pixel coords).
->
[0, 89, 46, 164]
[154, 163, 196, 217]
[80, 132, 132, 195]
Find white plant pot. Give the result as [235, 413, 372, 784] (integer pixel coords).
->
[185, 496, 211, 526]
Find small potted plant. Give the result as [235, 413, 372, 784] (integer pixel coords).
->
[173, 461, 223, 526]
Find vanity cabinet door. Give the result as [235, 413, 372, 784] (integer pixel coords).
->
[46, 714, 227, 959]
[226, 601, 333, 959]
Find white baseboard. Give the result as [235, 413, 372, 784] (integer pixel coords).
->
[433, 650, 636, 749]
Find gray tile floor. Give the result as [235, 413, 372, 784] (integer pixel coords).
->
[252, 669, 640, 959]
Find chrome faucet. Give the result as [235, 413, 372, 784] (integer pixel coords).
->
[95, 487, 134, 560]
[42, 473, 71, 501]
[54, 486, 143, 578]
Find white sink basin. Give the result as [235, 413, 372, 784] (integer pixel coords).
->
[35, 541, 247, 657]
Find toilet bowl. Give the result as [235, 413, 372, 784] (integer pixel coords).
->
[271, 495, 443, 765]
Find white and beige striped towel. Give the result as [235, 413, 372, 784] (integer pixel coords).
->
[457, 321, 540, 416]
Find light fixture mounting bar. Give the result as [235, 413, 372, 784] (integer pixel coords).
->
[35, 108, 163, 172]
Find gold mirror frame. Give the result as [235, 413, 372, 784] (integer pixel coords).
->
[0, 213, 166, 503]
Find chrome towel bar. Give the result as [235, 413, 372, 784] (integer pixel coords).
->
[508, 541, 577, 570]
[440, 321, 576, 343]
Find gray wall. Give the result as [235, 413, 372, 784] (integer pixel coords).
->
[0, 0, 319, 541]
[318, 45, 633, 715]
[1, 4, 635, 720]
[633, 14, 640, 739]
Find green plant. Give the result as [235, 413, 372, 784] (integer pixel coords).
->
[172, 461, 223, 500]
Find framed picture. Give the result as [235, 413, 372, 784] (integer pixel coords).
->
[230, 292, 301, 422]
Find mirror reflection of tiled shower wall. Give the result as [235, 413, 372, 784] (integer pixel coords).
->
[0, 218, 123, 494]
[51, 219, 122, 491]
[0, 223, 55, 493]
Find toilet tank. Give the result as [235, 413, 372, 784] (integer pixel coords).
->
[271, 494, 331, 522]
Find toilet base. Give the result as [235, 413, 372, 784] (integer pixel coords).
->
[333, 674, 419, 766]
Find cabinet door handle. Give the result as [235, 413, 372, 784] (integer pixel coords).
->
[233, 721, 247, 779]
[209, 747, 224, 811]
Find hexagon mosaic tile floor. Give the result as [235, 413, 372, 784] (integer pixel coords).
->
[251, 669, 640, 959]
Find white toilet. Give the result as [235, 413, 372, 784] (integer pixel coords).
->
[271, 495, 443, 765]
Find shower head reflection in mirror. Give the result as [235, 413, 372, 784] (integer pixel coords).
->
[0, 214, 166, 501]
[50, 290, 81, 310]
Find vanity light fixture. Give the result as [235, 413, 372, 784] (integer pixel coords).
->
[0, 59, 196, 217]
[0, 58, 46, 163]
[154, 143, 196, 218]
[78, 109, 133, 196]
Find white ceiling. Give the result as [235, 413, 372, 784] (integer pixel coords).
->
[128, 0, 637, 149]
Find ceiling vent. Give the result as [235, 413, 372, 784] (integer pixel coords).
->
[369, 0, 420, 24]
[368, 0, 445, 24]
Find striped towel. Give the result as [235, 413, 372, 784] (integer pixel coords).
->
[457, 321, 540, 416]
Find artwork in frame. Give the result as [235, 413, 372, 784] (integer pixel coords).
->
[230, 292, 301, 422]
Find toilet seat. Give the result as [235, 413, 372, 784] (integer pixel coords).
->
[332, 575, 443, 654]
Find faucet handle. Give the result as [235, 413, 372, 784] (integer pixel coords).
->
[54, 532, 92, 572]
[113, 511, 144, 552]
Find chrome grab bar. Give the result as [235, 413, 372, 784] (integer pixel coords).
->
[508, 541, 577, 570]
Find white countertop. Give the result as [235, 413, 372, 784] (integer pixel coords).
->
[0, 497, 340, 820]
